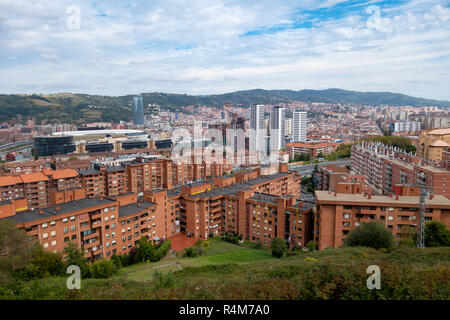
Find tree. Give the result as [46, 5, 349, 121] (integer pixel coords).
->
[136, 236, 156, 262]
[90, 260, 117, 279]
[21, 244, 65, 279]
[424, 221, 450, 247]
[0, 220, 35, 281]
[306, 241, 316, 251]
[345, 222, 395, 250]
[63, 242, 90, 278]
[271, 237, 287, 258]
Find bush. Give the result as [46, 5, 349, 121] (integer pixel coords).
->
[345, 222, 395, 250]
[424, 221, 450, 247]
[21, 245, 65, 280]
[152, 270, 177, 289]
[184, 247, 198, 258]
[63, 242, 90, 278]
[306, 241, 315, 251]
[271, 238, 287, 258]
[89, 260, 117, 279]
[110, 254, 123, 269]
[155, 240, 171, 260]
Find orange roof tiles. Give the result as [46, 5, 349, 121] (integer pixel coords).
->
[0, 175, 22, 187]
[50, 169, 79, 179]
[19, 173, 48, 183]
[41, 168, 54, 175]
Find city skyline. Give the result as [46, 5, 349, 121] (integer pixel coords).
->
[1, 1, 450, 100]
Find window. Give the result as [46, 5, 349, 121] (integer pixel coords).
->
[51, 240, 57, 246]
[64, 227, 69, 233]
[42, 223, 48, 228]
[64, 237, 69, 242]
[43, 243, 49, 248]
[104, 208, 109, 213]
[42, 233, 48, 239]
[70, 225, 76, 231]
[50, 231, 56, 236]
[62, 218, 68, 223]
[105, 216, 109, 222]
[70, 216, 75, 221]
[71, 235, 76, 240]
[50, 221, 56, 226]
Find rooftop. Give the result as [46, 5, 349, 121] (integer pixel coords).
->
[118, 201, 155, 218]
[315, 190, 450, 207]
[5, 197, 115, 224]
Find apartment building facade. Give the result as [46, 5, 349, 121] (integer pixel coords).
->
[286, 142, 339, 160]
[351, 141, 450, 196]
[315, 190, 450, 250]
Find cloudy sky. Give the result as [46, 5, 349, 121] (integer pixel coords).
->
[1, 0, 449, 100]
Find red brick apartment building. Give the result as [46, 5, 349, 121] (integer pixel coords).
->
[0, 164, 311, 260]
[317, 165, 371, 194]
[144, 166, 311, 248]
[351, 141, 450, 196]
[286, 142, 340, 160]
[314, 189, 450, 250]
[442, 150, 450, 171]
[1, 193, 166, 261]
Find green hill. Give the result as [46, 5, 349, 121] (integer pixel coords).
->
[2, 240, 448, 300]
[1, 89, 449, 124]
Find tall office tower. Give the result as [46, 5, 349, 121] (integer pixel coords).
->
[270, 106, 285, 151]
[293, 110, 307, 142]
[250, 104, 265, 154]
[133, 96, 145, 125]
[285, 118, 293, 136]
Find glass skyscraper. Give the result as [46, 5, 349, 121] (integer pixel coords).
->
[133, 96, 144, 125]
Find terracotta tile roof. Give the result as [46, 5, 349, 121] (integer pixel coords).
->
[41, 168, 54, 175]
[19, 173, 48, 183]
[48, 169, 79, 179]
[0, 176, 22, 187]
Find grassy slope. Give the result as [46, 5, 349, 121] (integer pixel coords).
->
[1, 242, 449, 300]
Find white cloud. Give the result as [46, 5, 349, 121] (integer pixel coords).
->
[0, 0, 449, 100]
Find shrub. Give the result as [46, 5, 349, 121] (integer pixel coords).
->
[63, 242, 90, 278]
[21, 245, 65, 280]
[155, 240, 171, 260]
[89, 260, 117, 279]
[306, 241, 315, 251]
[424, 221, 450, 247]
[152, 270, 177, 289]
[345, 222, 394, 250]
[110, 254, 123, 269]
[195, 246, 205, 256]
[271, 238, 287, 258]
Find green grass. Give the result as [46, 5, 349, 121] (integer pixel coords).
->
[118, 240, 273, 281]
[2, 244, 449, 300]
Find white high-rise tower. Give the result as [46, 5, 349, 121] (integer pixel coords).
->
[270, 106, 285, 151]
[293, 110, 307, 142]
[250, 104, 265, 154]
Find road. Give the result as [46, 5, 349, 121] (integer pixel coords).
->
[289, 159, 350, 176]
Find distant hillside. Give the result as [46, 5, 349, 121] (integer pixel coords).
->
[0, 88, 448, 124]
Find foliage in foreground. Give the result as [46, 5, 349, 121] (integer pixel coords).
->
[1, 247, 448, 300]
[345, 222, 395, 250]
